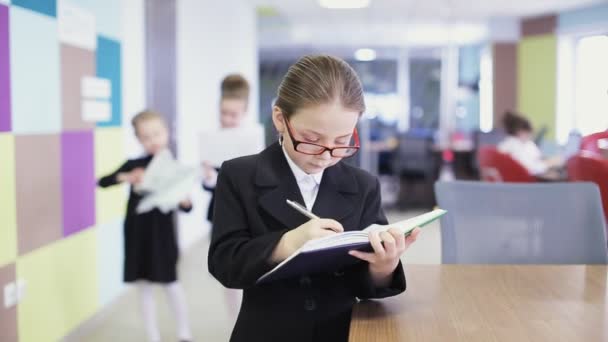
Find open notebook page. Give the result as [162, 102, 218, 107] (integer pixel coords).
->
[301, 209, 447, 252]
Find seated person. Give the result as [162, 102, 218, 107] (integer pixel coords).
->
[498, 111, 562, 176]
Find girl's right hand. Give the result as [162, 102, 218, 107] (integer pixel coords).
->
[202, 161, 219, 187]
[271, 219, 343, 263]
[202, 161, 217, 179]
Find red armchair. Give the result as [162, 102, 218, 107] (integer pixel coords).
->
[580, 131, 608, 155]
[567, 152, 608, 224]
[478, 146, 536, 183]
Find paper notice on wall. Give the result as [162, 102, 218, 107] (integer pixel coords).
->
[82, 100, 111, 122]
[58, 2, 96, 50]
[81, 77, 111, 99]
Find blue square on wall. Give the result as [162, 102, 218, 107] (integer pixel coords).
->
[12, 0, 56, 17]
[96, 36, 122, 127]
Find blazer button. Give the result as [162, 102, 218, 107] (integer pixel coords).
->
[304, 298, 316, 311]
[299, 276, 311, 287]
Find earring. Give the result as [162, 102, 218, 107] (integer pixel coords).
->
[278, 134, 284, 146]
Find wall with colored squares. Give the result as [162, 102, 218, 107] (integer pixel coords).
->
[0, 1, 132, 341]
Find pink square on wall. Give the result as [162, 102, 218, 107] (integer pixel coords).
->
[15, 134, 62, 255]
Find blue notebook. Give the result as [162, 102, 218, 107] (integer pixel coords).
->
[257, 209, 447, 284]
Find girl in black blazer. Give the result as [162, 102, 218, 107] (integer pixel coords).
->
[208, 55, 420, 342]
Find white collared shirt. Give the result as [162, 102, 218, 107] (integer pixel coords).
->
[282, 146, 324, 210]
[498, 136, 548, 175]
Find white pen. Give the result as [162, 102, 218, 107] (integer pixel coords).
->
[286, 199, 320, 220]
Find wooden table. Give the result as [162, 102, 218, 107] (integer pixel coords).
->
[350, 265, 608, 341]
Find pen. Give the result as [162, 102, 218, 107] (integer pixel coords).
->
[286, 199, 320, 220]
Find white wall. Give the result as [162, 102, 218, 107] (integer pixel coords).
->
[96, 0, 145, 304]
[122, 0, 146, 157]
[176, 0, 258, 249]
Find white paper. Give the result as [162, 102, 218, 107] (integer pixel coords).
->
[82, 100, 111, 122]
[136, 149, 200, 214]
[200, 124, 265, 167]
[303, 208, 447, 252]
[3, 282, 16, 308]
[81, 77, 111, 99]
[58, 1, 96, 50]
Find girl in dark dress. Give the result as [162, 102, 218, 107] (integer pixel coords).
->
[98, 110, 193, 342]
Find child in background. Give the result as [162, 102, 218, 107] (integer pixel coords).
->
[201, 74, 252, 320]
[98, 110, 193, 342]
[208, 55, 420, 342]
[202, 74, 251, 222]
[498, 111, 562, 176]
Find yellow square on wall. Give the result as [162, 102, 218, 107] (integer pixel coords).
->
[518, 34, 557, 139]
[16, 228, 99, 342]
[0, 134, 18, 266]
[95, 128, 128, 225]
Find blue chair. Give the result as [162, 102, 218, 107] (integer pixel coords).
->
[435, 181, 608, 264]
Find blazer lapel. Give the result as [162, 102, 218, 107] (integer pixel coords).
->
[255, 143, 360, 230]
[312, 162, 359, 229]
[256, 143, 309, 229]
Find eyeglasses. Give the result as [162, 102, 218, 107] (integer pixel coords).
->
[283, 118, 360, 158]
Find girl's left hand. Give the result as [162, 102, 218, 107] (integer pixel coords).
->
[179, 198, 192, 209]
[349, 228, 420, 284]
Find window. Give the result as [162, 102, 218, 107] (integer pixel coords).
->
[409, 58, 441, 131]
[557, 33, 608, 143]
[574, 35, 608, 136]
[479, 46, 493, 133]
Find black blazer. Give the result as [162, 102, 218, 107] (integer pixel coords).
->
[208, 143, 406, 342]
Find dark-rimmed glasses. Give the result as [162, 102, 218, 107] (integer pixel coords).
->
[283, 118, 360, 158]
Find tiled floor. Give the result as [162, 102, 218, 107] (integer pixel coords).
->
[78, 210, 441, 342]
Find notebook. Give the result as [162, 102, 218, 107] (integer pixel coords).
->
[257, 208, 447, 284]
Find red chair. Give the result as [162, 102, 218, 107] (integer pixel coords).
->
[567, 152, 608, 224]
[477, 146, 536, 183]
[580, 131, 608, 154]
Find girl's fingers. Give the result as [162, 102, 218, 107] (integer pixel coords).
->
[388, 228, 406, 251]
[318, 219, 344, 233]
[369, 231, 386, 258]
[380, 231, 396, 257]
[404, 228, 421, 248]
[348, 250, 375, 262]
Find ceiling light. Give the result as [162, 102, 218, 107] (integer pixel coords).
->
[319, 0, 371, 9]
[354, 48, 376, 61]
